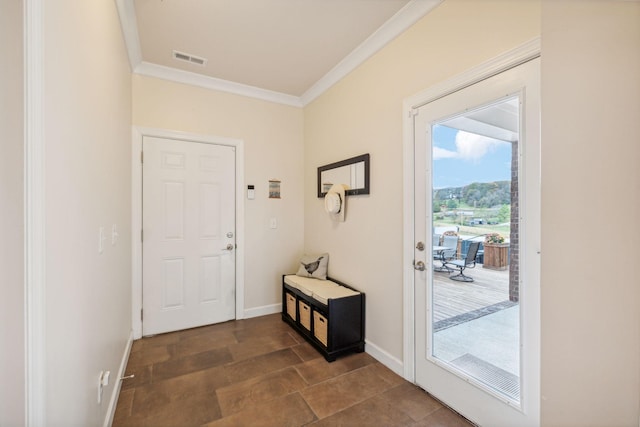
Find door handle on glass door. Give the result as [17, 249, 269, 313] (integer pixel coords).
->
[414, 260, 426, 271]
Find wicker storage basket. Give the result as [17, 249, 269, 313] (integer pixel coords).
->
[299, 301, 311, 330]
[285, 292, 296, 321]
[313, 311, 328, 346]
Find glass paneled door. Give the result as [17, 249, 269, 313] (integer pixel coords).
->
[413, 58, 540, 426]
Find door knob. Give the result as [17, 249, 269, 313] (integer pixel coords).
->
[414, 260, 426, 271]
[223, 244, 234, 251]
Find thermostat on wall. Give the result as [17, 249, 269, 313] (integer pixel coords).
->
[247, 185, 255, 200]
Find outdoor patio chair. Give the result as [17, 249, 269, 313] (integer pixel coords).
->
[444, 241, 481, 282]
[440, 235, 458, 261]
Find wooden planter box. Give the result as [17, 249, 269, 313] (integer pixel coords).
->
[483, 243, 509, 270]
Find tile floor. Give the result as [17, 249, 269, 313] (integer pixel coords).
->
[113, 313, 473, 427]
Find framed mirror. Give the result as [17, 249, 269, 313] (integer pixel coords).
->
[317, 153, 370, 198]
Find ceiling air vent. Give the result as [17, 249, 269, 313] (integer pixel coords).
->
[172, 50, 207, 66]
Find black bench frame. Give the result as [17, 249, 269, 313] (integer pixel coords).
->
[281, 275, 365, 362]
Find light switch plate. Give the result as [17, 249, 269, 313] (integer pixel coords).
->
[98, 227, 106, 254]
[111, 224, 119, 245]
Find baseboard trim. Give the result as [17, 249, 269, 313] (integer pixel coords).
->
[243, 303, 282, 319]
[103, 331, 134, 427]
[365, 339, 404, 377]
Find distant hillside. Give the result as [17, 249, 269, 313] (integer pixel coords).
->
[434, 181, 511, 208]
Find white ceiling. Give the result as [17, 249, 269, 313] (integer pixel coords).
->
[441, 98, 520, 142]
[116, 0, 442, 106]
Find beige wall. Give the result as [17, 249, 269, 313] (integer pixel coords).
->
[305, 0, 640, 424]
[540, 1, 640, 425]
[132, 76, 305, 311]
[9, 0, 637, 424]
[303, 0, 540, 365]
[43, 0, 132, 424]
[0, 1, 25, 425]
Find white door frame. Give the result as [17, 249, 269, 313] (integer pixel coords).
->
[131, 127, 245, 339]
[402, 38, 540, 380]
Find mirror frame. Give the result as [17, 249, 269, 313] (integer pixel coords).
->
[317, 153, 370, 198]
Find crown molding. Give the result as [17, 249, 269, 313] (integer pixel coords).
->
[299, 0, 443, 106]
[115, 0, 442, 108]
[134, 62, 303, 107]
[114, 0, 142, 70]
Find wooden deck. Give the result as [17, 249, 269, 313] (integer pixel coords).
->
[432, 263, 510, 323]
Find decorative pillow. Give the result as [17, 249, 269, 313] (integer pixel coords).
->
[296, 253, 329, 280]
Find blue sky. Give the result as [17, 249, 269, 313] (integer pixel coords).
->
[432, 125, 512, 189]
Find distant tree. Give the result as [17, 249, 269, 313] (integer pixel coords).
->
[497, 204, 510, 223]
[436, 182, 510, 209]
[464, 189, 481, 206]
[460, 181, 510, 208]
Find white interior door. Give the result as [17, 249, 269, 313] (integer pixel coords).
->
[142, 136, 236, 336]
[413, 58, 540, 426]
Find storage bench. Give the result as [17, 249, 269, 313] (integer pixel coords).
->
[282, 274, 365, 362]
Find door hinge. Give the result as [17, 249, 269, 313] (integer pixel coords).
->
[141, 309, 143, 321]
[141, 151, 144, 164]
[141, 229, 143, 242]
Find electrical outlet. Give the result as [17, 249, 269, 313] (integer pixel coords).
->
[97, 370, 110, 404]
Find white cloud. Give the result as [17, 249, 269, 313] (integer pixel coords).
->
[455, 131, 508, 161]
[433, 130, 508, 162]
[433, 146, 458, 160]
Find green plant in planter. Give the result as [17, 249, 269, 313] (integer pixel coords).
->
[484, 233, 505, 245]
